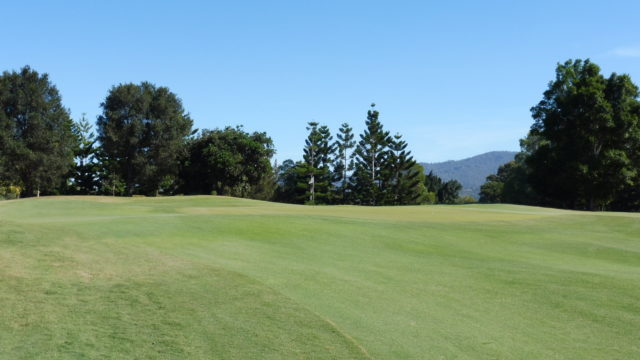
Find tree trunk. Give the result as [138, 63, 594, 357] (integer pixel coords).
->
[309, 174, 315, 202]
[343, 151, 347, 203]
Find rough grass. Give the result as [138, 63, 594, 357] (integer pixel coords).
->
[1, 196, 639, 359]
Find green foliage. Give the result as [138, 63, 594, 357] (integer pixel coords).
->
[485, 59, 640, 211]
[424, 171, 443, 194]
[480, 137, 543, 205]
[479, 177, 504, 203]
[527, 59, 640, 210]
[424, 170, 462, 204]
[402, 164, 430, 204]
[0, 66, 77, 197]
[95, 151, 126, 196]
[332, 122, 356, 204]
[0, 182, 21, 200]
[351, 104, 392, 205]
[423, 191, 437, 204]
[479, 161, 515, 203]
[439, 179, 462, 204]
[285, 106, 433, 206]
[455, 195, 477, 204]
[274, 159, 300, 203]
[251, 164, 278, 201]
[386, 135, 424, 205]
[69, 114, 100, 194]
[97, 82, 193, 196]
[284, 106, 431, 206]
[179, 126, 275, 199]
[297, 122, 334, 204]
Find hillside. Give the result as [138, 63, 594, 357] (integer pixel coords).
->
[421, 151, 517, 198]
[1, 196, 639, 359]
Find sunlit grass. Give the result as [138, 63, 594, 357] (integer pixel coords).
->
[1, 196, 639, 359]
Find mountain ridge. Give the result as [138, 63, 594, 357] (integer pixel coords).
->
[420, 151, 517, 199]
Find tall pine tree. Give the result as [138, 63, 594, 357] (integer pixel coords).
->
[70, 114, 99, 194]
[352, 104, 392, 205]
[386, 133, 422, 204]
[296, 122, 333, 204]
[332, 122, 356, 204]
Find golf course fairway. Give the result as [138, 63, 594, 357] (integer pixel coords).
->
[1, 196, 639, 359]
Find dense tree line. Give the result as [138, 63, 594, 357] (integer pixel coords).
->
[480, 59, 640, 211]
[5, 60, 640, 211]
[274, 104, 462, 205]
[0, 66, 276, 199]
[0, 66, 460, 204]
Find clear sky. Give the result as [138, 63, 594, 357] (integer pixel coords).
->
[2, 0, 639, 163]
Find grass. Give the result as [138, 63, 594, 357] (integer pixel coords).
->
[0, 196, 639, 359]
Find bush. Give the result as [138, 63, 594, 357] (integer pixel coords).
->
[424, 192, 437, 205]
[456, 195, 477, 204]
[0, 184, 21, 200]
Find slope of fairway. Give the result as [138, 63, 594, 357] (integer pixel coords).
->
[1, 196, 639, 359]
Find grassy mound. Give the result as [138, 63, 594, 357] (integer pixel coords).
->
[1, 196, 639, 358]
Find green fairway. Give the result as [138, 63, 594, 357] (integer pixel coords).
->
[0, 196, 639, 359]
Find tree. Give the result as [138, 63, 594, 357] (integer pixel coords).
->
[0, 182, 21, 200]
[179, 126, 275, 199]
[424, 170, 443, 195]
[438, 180, 462, 204]
[332, 122, 356, 204]
[95, 148, 125, 196]
[528, 59, 640, 210]
[298, 122, 321, 203]
[480, 133, 542, 205]
[423, 170, 462, 204]
[503, 136, 541, 205]
[297, 122, 333, 204]
[456, 195, 477, 204]
[97, 82, 193, 196]
[386, 133, 423, 204]
[316, 124, 335, 202]
[403, 163, 430, 204]
[479, 173, 504, 203]
[351, 103, 392, 205]
[70, 114, 99, 194]
[479, 161, 517, 203]
[0, 66, 77, 197]
[274, 159, 301, 203]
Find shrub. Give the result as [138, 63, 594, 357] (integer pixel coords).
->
[456, 195, 477, 204]
[0, 184, 21, 200]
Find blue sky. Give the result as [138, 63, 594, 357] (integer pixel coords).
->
[2, 1, 639, 162]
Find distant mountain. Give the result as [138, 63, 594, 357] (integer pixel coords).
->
[420, 151, 517, 199]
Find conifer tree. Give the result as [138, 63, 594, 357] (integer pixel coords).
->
[386, 133, 422, 204]
[297, 122, 333, 204]
[71, 114, 99, 194]
[332, 122, 356, 203]
[351, 104, 392, 205]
